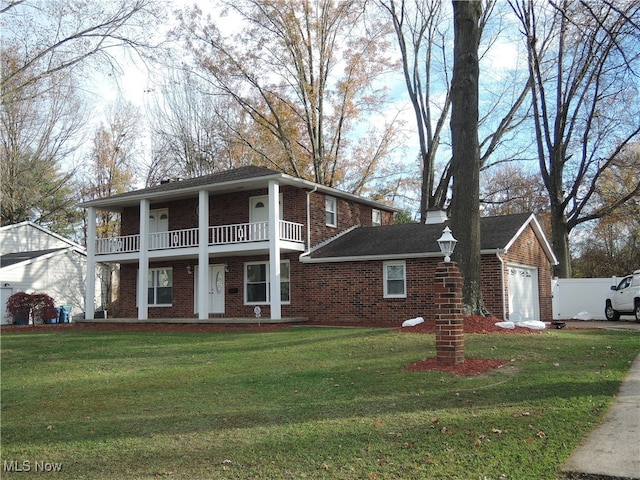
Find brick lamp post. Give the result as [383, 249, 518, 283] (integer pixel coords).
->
[435, 227, 464, 365]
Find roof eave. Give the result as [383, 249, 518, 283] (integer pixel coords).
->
[502, 213, 558, 265]
[80, 171, 399, 212]
[299, 252, 445, 263]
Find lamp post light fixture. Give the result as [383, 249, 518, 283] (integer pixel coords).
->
[437, 226, 457, 262]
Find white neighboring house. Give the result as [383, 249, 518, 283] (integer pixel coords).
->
[0, 221, 101, 324]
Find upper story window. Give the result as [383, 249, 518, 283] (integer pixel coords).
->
[372, 209, 381, 227]
[325, 196, 337, 227]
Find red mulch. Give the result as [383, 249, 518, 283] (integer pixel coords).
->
[397, 315, 542, 374]
[398, 315, 545, 335]
[405, 357, 507, 375]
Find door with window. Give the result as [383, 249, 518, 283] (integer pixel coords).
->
[194, 264, 225, 315]
[249, 195, 283, 241]
[149, 208, 169, 249]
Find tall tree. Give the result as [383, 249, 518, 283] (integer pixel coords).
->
[1, 48, 84, 235]
[79, 101, 141, 308]
[573, 142, 640, 277]
[177, 0, 403, 196]
[1, 0, 164, 236]
[510, 0, 640, 278]
[380, 0, 532, 221]
[449, 0, 484, 314]
[480, 164, 547, 216]
[1, 0, 163, 104]
[145, 68, 256, 185]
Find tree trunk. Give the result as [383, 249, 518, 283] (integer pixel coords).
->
[550, 203, 571, 278]
[449, 0, 487, 315]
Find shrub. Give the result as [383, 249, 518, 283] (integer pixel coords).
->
[5, 292, 57, 325]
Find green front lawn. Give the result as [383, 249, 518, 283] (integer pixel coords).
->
[1, 325, 638, 479]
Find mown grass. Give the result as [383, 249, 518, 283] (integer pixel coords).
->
[1, 325, 638, 479]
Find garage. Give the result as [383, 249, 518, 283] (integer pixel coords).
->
[508, 264, 540, 321]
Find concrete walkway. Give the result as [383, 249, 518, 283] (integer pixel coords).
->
[562, 322, 640, 479]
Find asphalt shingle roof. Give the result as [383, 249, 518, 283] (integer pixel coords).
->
[0, 249, 66, 268]
[94, 165, 280, 202]
[309, 212, 534, 259]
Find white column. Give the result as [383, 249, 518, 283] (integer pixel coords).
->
[84, 206, 97, 320]
[268, 180, 281, 319]
[137, 199, 150, 320]
[197, 190, 209, 319]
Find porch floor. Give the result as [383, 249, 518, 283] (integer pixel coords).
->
[74, 317, 308, 325]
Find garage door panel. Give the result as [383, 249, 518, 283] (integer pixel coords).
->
[508, 265, 540, 321]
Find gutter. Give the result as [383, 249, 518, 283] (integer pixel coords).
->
[300, 251, 446, 264]
[496, 251, 508, 321]
[304, 186, 318, 254]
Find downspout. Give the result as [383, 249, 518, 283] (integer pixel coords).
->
[497, 252, 508, 321]
[305, 186, 318, 253]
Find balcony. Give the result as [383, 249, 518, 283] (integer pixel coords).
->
[95, 220, 304, 256]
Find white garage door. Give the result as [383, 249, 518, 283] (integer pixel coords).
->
[508, 265, 540, 321]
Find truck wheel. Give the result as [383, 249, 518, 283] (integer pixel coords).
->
[605, 302, 620, 321]
[634, 301, 640, 322]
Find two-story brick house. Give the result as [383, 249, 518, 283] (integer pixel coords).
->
[81, 166, 557, 324]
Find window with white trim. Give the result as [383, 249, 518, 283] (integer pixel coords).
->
[148, 268, 173, 306]
[244, 261, 290, 304]
[325, 196, 337, 227]
[372, 209, 381, 226]
[383, 261, 406, 298]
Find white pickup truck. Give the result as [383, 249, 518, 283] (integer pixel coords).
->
[605, 270, 640, 321]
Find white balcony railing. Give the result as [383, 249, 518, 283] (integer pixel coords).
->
[150, 228, 199, 250]
[95, 221, 303, 256]
[96, 234, 139, 255]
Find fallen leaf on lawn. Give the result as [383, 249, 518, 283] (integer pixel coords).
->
[474, 439, 482, 447]
[513, 411, 531, 417]
[320, 462, 329, 470]
[491, 428, 503, 434]
[536, 431, 547, 438]
[368, 473, 377, 480]
[374, 421, 382, 428]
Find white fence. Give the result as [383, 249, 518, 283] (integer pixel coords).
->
[552, 277, 621, 320]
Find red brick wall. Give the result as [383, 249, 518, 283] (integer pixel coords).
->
[307, 192, 395, 247]
[292, 257, 439, 324]
[480, 255, 506, 319]
[117, 254, 440, 324]
[478, 225, 554, 321]
[501, 225, 554, 320]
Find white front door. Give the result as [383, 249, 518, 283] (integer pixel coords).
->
[194, 265, 225, 315]
[508, 265, 540, 321]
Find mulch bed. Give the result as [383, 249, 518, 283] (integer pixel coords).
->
[397, 315, 542, 374]
[405, 357, 508, 375]
[398, 315, 545, 335]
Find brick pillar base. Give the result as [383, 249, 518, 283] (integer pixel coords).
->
[434, 261, 464, 365]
